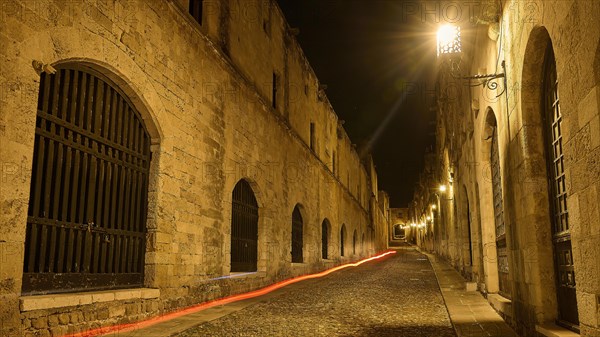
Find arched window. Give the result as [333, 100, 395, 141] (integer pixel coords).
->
[489, 111, 511, 298]
[22, 65, 151, 294]
[231, 180, 258, 272]
[340, 224, 347, 257]
[543, 45, 578, 327]
[291, 205, 303, 263]
[352, 229, 357, 255]
[321, 219, 330, 259]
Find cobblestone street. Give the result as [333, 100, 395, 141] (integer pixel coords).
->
[175, 249, 456, 337]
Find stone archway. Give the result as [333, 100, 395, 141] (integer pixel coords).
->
[519, 26, 577, 328]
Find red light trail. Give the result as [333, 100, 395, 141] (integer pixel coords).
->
[63, 250, 396, 337]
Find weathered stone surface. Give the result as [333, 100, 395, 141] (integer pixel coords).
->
[409, 1, 600, 336]
[31, 317, 48, 330]
[0, 0, 388, 335]
[177, 250, 455, 337]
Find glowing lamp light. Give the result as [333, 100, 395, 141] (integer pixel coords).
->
[411, 223, 417, 227]
[439, 184, 447, 193]
[431, 204, 437, 210]
[437, 24, 462, 56]
[426, 216, 432, 221]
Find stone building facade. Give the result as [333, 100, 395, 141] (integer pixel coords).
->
[388, 207, 408, 245]
[0, 1, 390, 335]
[410, 0, 600, 336]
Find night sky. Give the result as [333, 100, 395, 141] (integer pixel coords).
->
[277, 0, 438, 207]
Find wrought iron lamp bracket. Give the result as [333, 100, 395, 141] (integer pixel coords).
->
[446, 58, 507, 98]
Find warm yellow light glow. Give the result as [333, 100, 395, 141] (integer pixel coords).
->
[411, 223, 417, 227]
[431, 204, 437, 210]
[437, 24, 461, 56]
[439, 184, 447, 192]
[426, 216, 432, 221]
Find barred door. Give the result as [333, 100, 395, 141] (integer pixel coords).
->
[543, 47, 579, 329]
[23, 65, 151, 294]
[491, 127, 511, 298]
[291, 206, 303, 263]
[231, 180, 258, 272]
[322, 220, 329, 259]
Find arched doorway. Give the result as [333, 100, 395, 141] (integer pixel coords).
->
[22, 64, 152, 294]
[521, 27, 579, 329]
[291, 205, 303, 263]
[231, 179, 259, 272]
[321, 219, 330, 259]
[542, 41, 578, 328]
[487, 109, 511, 298]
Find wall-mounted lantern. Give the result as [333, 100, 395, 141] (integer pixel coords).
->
[436, 24, 506, 97]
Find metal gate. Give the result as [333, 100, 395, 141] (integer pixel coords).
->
[491, 127, 511, 298]
[291, 206, 303, 263]
[544, 47, 579, 329]
[23, 65, 151, 294]
[231, 180, 258, 272]
[322, 220, 329, 259]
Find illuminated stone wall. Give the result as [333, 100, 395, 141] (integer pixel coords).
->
[0, 1, 389, 335]
[419, 0, 600, 335]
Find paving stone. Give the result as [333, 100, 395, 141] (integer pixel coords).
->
[173, 249, 456, 337]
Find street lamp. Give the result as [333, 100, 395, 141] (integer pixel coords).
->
[437, 24, 461, 56]
[436, 24, 506, 97]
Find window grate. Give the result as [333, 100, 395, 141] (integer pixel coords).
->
[491, 126, 511, 298]
[231, 180, 258, 272]
[291, 206, 303, 263]
[321, 220, 329, 259]
[544, 46, 578, 328]
[23, 66, 150, 295]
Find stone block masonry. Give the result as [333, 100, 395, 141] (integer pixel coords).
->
[0, 0, 390, 335]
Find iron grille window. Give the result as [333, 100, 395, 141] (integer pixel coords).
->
[291, 206, 303, 263]
[321, 220, 329, 259]
[491, 126, 511, 298]
[231, 180, 258, 272]
[543, 46, 578, 327]
[23, 65, 151, 294]
[189, 0, 203, 25]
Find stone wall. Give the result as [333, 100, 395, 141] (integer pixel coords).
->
[414, 0, 600, 335]
[0, 0, 389, 335]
